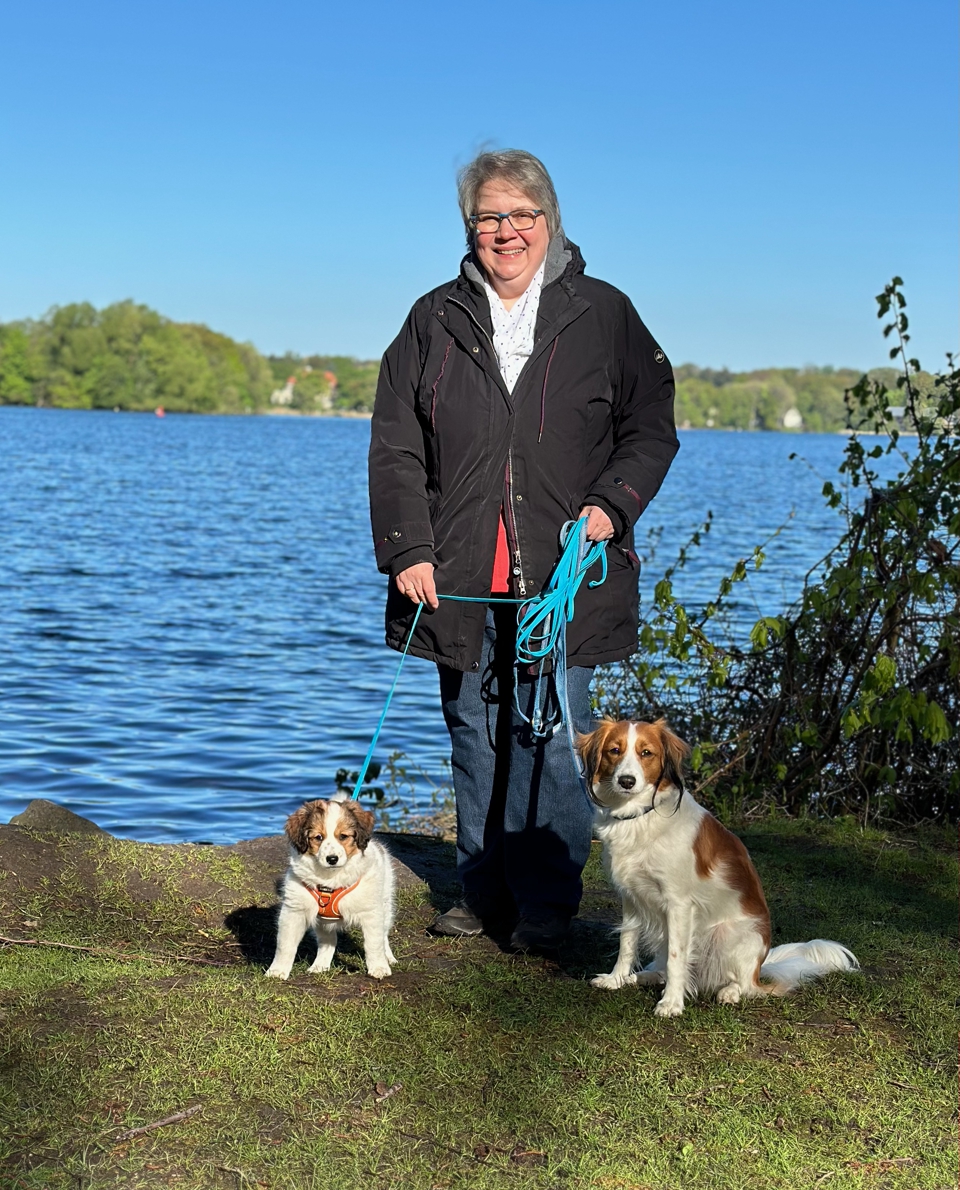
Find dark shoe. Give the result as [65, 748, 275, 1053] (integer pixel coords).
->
[431, 904, 484, 937]
[510, 914, 572, 953]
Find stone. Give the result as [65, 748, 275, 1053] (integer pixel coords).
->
[9, 799, 110, 836]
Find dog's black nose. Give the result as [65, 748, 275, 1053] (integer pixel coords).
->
[325, 855, 339, 865]
[618, 775, 636, 790]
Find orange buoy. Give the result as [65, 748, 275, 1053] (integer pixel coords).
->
[155, 406, 165, 418]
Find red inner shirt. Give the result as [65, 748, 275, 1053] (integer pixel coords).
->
[491, 511, 510, 594]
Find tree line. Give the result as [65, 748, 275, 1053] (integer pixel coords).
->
[0, 299, 936, 428]
[0, 302, 379, 415]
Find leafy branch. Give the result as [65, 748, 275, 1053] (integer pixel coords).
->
[598, 279, 958, 824]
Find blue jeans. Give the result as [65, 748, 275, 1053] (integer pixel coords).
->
[437, 604, 595, 922]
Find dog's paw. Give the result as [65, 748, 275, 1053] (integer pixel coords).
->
[306, 960, 333, 974]
[366, 963, 392, 980]
[653, 996, 684, 1017]
[634, 970, 666, 987]
[717, 983, 741, 1005]
[590, 972, 636, 991]
[264, 965, 289, 980]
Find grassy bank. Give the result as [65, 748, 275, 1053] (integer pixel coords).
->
[0, 813, 955, 1190]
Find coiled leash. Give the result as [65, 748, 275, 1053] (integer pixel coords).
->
[350, 517, 606, 806]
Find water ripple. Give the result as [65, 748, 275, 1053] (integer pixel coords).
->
[0, 407, 904, 841]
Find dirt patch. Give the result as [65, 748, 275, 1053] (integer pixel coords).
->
[1, 983, 109, 1041]
[0, 826, 98, 895]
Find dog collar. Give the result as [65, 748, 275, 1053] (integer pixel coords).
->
[599, 782, 684, 822]
[302, 879, 360, 920]
[606, 806, 655, 821]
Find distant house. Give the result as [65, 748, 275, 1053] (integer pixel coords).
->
[270, 377, 296, 406]
[316, 371, 338, 412]
[782, 407, 803, 430]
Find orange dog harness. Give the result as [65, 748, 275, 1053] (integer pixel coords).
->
[303, 880, 360, 920]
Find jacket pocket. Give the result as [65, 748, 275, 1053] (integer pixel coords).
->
[612, 543, 640, 570]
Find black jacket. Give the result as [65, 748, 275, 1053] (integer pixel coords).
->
[368, 237, 679, 672]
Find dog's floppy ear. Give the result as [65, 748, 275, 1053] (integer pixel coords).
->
[655, 719, 690, 792]
[575, 719, 617, 789]
[344, 803, 375, 852]
[284, 800, 325, 854]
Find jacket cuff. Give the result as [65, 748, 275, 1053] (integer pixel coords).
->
[583, 494, 631, 542]
[384, 546, 438, 579]
[374, 519, 435, 575]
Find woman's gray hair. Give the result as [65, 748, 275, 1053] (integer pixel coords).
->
[457, 149, 562, 243]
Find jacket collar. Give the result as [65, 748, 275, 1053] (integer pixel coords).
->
[440, 236, 590, 407]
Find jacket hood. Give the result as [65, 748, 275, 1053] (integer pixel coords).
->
[460, 235, 585, 293]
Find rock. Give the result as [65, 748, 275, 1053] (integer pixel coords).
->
[2, 805, 445, 894]
[8, 799, 110, 836]
[228, 834, 288, 868]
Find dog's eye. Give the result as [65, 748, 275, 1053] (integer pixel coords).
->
[640, 749, 653, 758]
[608, 745, 621, 755]
[337, 833, 352, 842]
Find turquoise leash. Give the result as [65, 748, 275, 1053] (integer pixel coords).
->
[349, 598, 426, 801]
[350, 517, 606, 801]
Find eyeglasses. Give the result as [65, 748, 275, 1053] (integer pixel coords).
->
[468, 209, 544, 234]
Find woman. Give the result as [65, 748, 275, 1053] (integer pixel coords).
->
[369, 149, 678, 951]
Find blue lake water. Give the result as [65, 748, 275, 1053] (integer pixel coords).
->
[0, 406, 887, 842]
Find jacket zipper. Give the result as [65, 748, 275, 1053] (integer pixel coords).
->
[446, 297, 496, 353]
[448, 297, 528, 597]
[504, 453, 527, 596]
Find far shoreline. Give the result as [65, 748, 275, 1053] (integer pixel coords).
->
[1, 404, 920, 434]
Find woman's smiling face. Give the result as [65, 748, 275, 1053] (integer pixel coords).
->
[472, 180, 551, 300]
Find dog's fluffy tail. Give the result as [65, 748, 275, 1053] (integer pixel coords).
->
[759, 939, 859, 994]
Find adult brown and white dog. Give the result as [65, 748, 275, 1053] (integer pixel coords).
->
[265, 794, 396, 981]
[577, 718, 858, 1017]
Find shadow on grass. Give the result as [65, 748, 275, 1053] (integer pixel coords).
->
[220, 831, 619, 979]
[222, 903, 365, 970]
[381, 832, 461, 905]
[738, 825, 955, 947]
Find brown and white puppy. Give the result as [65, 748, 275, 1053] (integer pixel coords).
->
[265, 794, 396, 980]
[577, 718, 858, 1017]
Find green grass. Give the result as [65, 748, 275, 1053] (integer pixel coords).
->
[0, 818, 955, 1189]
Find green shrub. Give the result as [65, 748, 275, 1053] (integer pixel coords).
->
[598, 280, 958, 823]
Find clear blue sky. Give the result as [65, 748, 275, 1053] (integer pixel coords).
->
[1, 0, 955, 371]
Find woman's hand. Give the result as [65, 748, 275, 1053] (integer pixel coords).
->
[578, 505, 615, 542]
[395, 562, 439, 610]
